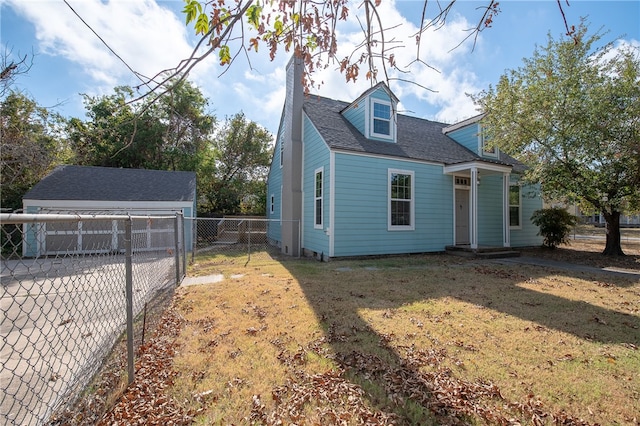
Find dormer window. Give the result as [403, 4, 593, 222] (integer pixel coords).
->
[480, 128, 498, 158]
[340, 83, 398, 142]
[370, 99, 394, 140]
[373, 102, 391, 135]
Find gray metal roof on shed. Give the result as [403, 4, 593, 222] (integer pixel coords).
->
[24, 165, 196, 202]
[303, 95, 526, 171]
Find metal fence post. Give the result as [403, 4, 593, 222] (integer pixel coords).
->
[191, 217, 197, 263]
[247, 219, 252, 262]
[124, 216, 134, 384]
[180, 214, 186, 278]
[0, 212, 182, 424]
[174, 214, 181, 285]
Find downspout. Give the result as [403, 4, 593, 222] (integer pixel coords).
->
[470, 167, 478, 249]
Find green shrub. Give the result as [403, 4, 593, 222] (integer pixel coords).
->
[530, 207, 577, 249]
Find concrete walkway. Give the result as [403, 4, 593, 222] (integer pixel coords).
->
[181, 274, 224, 287]
[491, 256, 640, 279]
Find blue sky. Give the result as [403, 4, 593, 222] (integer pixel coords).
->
[2, 0, 639, 135]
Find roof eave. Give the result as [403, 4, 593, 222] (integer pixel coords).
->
[443, 160, 512, 175]
[442, 113, 485, 134]
[339, 82, 399, 113]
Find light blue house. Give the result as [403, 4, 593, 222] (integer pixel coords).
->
[267, 58, 542, 259]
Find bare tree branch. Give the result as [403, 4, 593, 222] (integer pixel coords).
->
[70, 0, 575, 134]
[1, 49, 33, 97]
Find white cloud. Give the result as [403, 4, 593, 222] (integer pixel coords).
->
[601, 38, 640, 63]
[6, 0, 205, 89]
[297, 0, 483, 123]
[4, 0, 638, 132]
[4, 0, 487, 129]
[215, 0, 490, 131]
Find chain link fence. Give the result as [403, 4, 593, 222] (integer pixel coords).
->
[190, 217, 299, 264]
[1, 212, 186, 426]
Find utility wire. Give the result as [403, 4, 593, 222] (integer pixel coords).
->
[61, 0, 206, 159]
[63, 0, 150, 90]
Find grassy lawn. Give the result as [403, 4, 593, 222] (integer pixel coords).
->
[141, 239, 640, 426]
[88, 239, 638, 425]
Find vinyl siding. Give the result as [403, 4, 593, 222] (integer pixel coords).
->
[446, 124, 479, 154]
[266, 127, 284, 243]
[342, 102, 365, 134]
[369, 87, 391, 102]
[475, 175, 542, 247]
[332, 153, 453, 257]
[302, 115, 330, 256]
[511, 182, 543, 247]
[477, 174, 504, 246]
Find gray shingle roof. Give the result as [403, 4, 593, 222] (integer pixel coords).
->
[303, 95, 525, 170]
[24, 165, 196, 202]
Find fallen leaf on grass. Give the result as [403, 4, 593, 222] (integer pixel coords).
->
[557, 354, 575, 362]
[96, 305, 199, 426]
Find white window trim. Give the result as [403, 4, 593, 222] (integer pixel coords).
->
[370, 98, 395, 141]
[314, 167, 323, 229]
[509, 183, 522, 229]
[479, 128, 498, 158]
[269, 193, 275, 215]
[388, 168, 415, 231]
[279, 139, 284, 168]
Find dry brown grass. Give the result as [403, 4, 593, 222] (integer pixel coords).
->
[159, 240, 639, 425]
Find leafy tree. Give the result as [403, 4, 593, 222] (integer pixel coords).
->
[531, 207, 577, 249]
[68, 81, 271, 216]
[0, 92, 69, 211]
[199, 112, 272, 215]
[156, 79, 216, 171]
[67, 79, 215, 171]
[473, 23, 640, 256]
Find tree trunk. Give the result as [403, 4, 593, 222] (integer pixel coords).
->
[602, 210, 625, 256]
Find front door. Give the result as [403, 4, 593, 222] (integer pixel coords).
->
[455, 188, 470, 245]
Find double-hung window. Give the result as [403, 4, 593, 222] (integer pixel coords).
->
[389, 169, 414, 230]
[314, 168, 323, 228]
[478, 125, 498, 158]
[480, 129, 498, 157]
[509, 184, 521, 228]
[279, 139, 284, 167]
[371, 100, 393, 139]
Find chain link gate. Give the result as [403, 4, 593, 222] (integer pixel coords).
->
[1, 213, 185, 425]
[190, 217, 300, 264]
